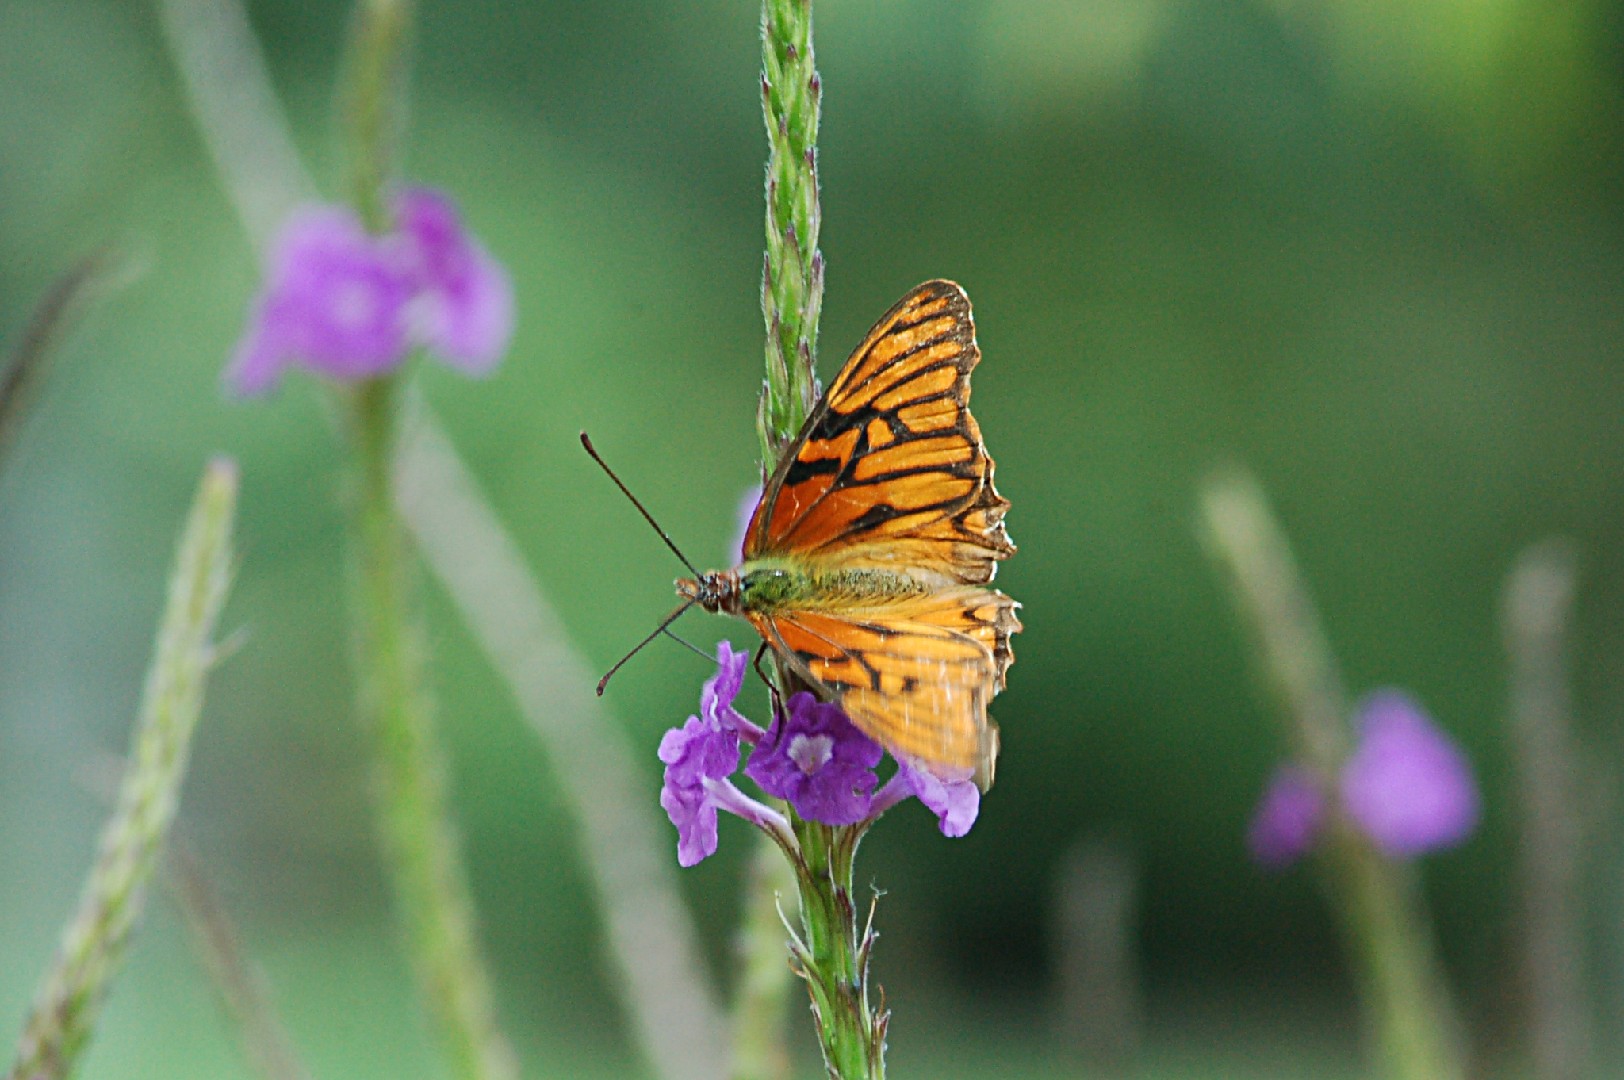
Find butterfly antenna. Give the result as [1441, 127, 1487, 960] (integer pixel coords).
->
[597, 599, 697, 695]
[660, 627, 714, 663]
[580, 432, 700, 576]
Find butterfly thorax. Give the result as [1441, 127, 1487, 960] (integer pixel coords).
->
[678, 559, 931, 617]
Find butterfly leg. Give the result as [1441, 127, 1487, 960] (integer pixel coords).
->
[752, 641, 787, 721]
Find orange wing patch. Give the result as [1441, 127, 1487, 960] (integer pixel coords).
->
[745, 280, 1015, 590]
[751, 588, 1020, 785]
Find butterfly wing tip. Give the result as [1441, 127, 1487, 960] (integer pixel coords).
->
[975, 723, 1000, 791]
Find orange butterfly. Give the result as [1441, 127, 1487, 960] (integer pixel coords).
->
[678, 280, 1020, 788]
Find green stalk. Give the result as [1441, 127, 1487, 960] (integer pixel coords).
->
[7, 459, 238, 1080]
[342, 0, 410, 232]
[758, 0, 824, 466]
[785, 823, 885, 1080]
[1503, 541, 1592, 1080]
[341, 378, 517, 1080]
[749, 3, 887, 1076]
[1323, 826, 1467, 1080]
[1199, 467, 1465, 1080]
[336, 4, 517, 1078]
[393, 394, 729, 1080]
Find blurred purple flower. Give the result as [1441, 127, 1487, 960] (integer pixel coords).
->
[227, 187, 511, 396]
[732, 484, 763, 562]
[1341, 691, 1480, 858]
[745, 691, 881, 825]
[873, 756, 981, 837]
[228, 207, 414, 395]
[394, 188, 513, 372]
[1248, 765, 1326, 869]
[1247, 691, 1480, 869]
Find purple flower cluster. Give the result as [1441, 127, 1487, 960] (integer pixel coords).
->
[657, 642, 981, 865]
[1249, 690, 1480, 867]
[228, 187, 512, 396]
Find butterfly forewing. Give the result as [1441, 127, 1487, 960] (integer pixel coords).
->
[745, 280, 1014, 586]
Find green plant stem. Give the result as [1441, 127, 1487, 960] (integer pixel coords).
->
[1324, 825, 1467, 1080]
[758, 0, 824, 465]
[7, 459, 238, 1080]
[394, 394, 729, 1080]
[1503, 541, 1591, 1080]
[1198, 469, 1350, 774]
[787, 822, 884, 1080]
[335, 3, 517, 1076]
[1199, 467, 1465, 1080]
[341, 379, 518, 1080]
[343, 0, 411, 232]
[751, 2, 887, 1076]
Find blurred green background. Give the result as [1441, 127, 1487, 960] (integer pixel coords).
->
[4, 0, 1624, 1076]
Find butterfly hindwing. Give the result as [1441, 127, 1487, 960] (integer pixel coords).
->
[749, 587, 1021, 782]
[744, 280, 1015, 587]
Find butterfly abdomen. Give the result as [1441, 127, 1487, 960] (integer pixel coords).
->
[736, 560, 931, 614]
[809, 568, 934, 607]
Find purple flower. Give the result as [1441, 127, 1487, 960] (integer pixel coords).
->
[1247, 766, 1326, 869]
[873, 756, 981, 838]
[1341, 691, 1480, 858]
[658, 641, 775, 865]
[227, 187, 512, 396]
[745, 692, 881, 825]
[1247, 691, 1481, 869]
[659, 714, 739, 867]
[703, 639, 762, 742]
[394, 188, 513, 373]
[659, 641, 992, 864]
[228, 207, 414, 394]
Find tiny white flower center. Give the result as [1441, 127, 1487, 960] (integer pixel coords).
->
[332, 279, 381, 329]
[788, 733, 833, 775]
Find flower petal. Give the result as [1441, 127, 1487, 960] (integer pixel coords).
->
[703, 641, 747, 721]
[745, 692, 879, 826]
[894, 758, 980, 837]
[657, 710, 740, 865]
[1341, 691, 1480, 857]
[395, 187, 513, 374]
[224, 314, 291, 396]
[661, 781, 720, 868]
[1247, 766, 1326, 869]
[226, 204, 414, 394]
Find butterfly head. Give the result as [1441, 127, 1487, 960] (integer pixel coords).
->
[676, 570, 744, 615]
